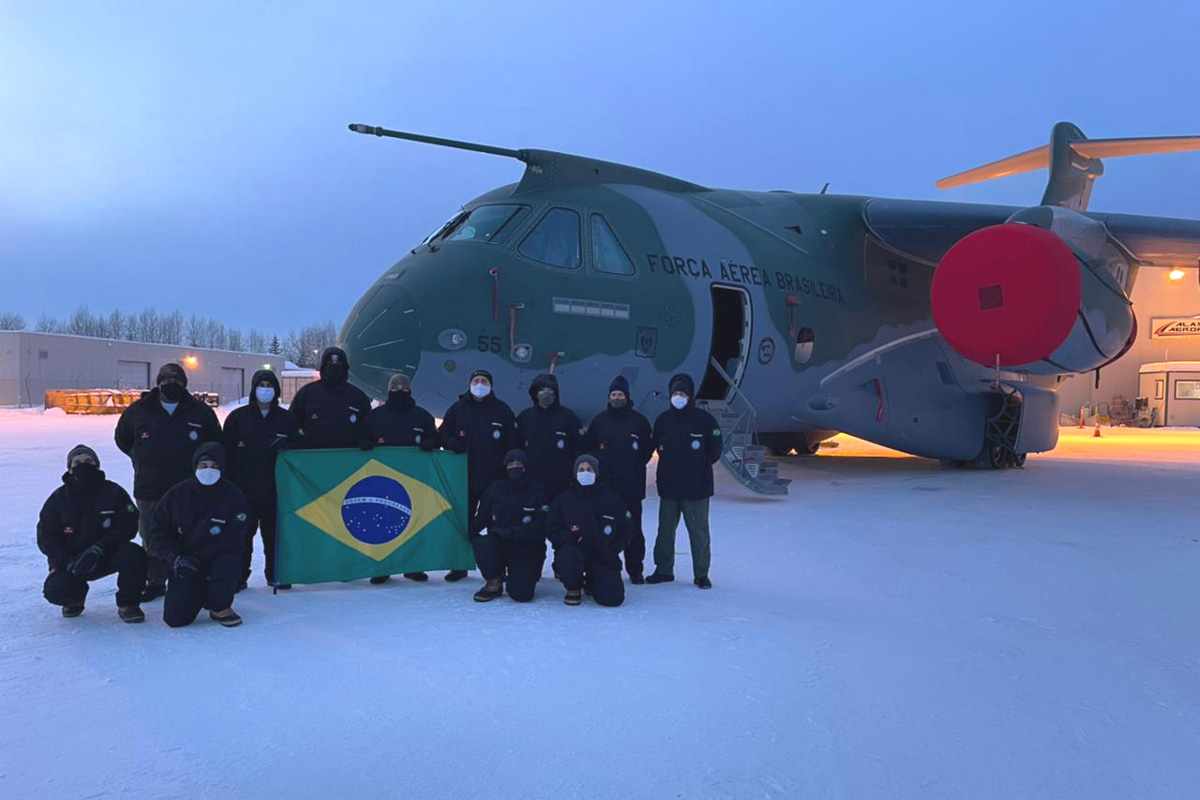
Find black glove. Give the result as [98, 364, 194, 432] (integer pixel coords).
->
[68, 544, 105, 577]
[271, 433, 290, 451]
[418, 436, 437, 452]
[359, 439, 375, 451]
[173, 555, 200, 578]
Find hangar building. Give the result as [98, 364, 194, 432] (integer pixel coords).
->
[1057, 267, 1200, 421]
[0, 331, 284, 407]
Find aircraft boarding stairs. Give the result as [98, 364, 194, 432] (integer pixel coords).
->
[695, 358, 791, 496]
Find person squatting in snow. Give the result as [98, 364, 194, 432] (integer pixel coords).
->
[37, 366, 720, 624]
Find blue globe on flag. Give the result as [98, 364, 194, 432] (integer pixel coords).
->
[341, 475, 413, 545]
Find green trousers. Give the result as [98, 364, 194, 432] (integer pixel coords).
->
[654, 497, 711, 579]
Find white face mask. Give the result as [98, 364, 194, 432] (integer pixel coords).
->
[470, 382, 491, 398]
[196, 468, 221, 486]
[670, 394, 688, 410]
[576, 470, 596, 486]
[255, 386, 275, 404]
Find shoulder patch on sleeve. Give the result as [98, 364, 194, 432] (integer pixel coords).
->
[236, 512, 248, 522]
[713, 428, 722, 436]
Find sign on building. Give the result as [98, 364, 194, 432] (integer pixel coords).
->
[1150, 317, 1200, 339]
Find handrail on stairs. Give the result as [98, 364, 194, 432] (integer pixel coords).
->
[707, 356, 758, 438]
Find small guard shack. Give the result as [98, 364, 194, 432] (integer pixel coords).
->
[1138, 361, 1200, 427]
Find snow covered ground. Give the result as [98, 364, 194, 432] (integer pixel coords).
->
[1, 408, 1198, 799]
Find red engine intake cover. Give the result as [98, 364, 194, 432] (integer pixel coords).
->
[931, 223, 1081, 367]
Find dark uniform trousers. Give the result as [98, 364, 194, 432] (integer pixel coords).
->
[136, 499, 168, 589]
[622, 498, 646, 578]
[242, 501, 278, 585]
[472, 535, 545, 602]
[555, 542, 625, 607]
[43, 540, 148, 608]
[164, 553, 242, 628]
[654, 497, 711, 580]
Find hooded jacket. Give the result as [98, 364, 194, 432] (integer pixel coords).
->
[546, 476, 631, 571]
[147, 442, 249, 564]
[516, 373, 583, 500]
[222, 369, 299, 508]
[36, 470, 139, 571]
[471, 450, 549, 544]
[582, 374, 654, 502]
[114, 386, 222, 501]
[367, 388, 438, 450]
[651, 373, 723, 501]
[437, 382, 517, 501]
[289, 347, 373, 449]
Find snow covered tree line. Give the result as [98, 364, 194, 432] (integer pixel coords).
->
[1, 307, 336, 367]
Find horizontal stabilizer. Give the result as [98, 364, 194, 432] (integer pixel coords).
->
[938, 124, 1200, 213]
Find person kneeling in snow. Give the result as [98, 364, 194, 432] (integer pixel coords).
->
[471, 450, 549, 603]
[148, 443, 249, 628]
[547, 455, 631, 607]
[38, 445, 148, 623]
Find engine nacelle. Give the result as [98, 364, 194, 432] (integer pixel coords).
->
[930, 206, 1136, 375]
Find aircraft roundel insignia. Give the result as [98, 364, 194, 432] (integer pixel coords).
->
[341, 475, 412, 545]
[189, 431, 198, 441]
[349, 414, 357, 424]
[210, 525, 222, 535]
[691, 440, 701, 450]
[492, 430, 501, 440]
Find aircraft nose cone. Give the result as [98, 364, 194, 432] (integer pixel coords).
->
[342, 284, 423, 398]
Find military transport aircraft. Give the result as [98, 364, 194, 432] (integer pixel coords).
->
[341, 121, 1200, 494]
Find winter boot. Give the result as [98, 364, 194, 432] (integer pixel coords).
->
[140, 584, 166, 603]
[272, 583, 292, 591]
[628, 572, 645, 585]
[564, 588, 583, 606]
[403, 572, 429, 582]
[444, 570, 468, 582]
[118, 605, 146, 623]
[473, 578, 503, 602]
[62, 605, 84, 618]
[645, 572, 674, 584]
[369, 575, 392, 585]
[209, 609, 243, 627]
[694, 576, 712, 590]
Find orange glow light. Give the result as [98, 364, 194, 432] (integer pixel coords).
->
[1168, 269, 1185, 281]
[182, 356, 199, 368]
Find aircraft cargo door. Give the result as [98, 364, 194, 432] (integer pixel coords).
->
[698, 285, 751, 401]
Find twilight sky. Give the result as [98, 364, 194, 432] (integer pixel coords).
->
[2, 1, 1198, 334]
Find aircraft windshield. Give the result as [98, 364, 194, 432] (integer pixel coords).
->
[443, 204, 529, 244]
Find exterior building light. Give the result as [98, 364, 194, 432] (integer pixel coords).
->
[183, 355, 199, 368]
[1168, 269, 1185, 281]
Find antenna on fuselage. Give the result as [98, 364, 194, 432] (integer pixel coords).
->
[819, 182, 830, 194]
[348, 124, 523, 161]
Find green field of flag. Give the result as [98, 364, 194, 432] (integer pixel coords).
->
[275, 447, 473, 585]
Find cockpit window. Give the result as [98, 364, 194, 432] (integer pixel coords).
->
[518, 207, 581, 269]
[443, 204, 529, 244]
[421, 212, 467, 246]
[590, 214, 635, 275]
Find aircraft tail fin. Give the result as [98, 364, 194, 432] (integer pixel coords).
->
[936, 122, 1200, 211]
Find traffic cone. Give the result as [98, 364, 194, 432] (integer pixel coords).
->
[1093, 420, 1102, 438]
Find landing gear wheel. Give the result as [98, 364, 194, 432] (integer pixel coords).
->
[987, 445, 1008, 470]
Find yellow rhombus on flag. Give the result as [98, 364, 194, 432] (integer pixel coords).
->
[295, 458, 452, 561]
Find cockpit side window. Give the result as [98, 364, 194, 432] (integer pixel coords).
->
[518, 207, 581, 269]
[421, 212, 467, 246]
[590, 214, 635, 275]
[443, 204, 530, 244]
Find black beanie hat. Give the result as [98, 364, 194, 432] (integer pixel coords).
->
[609, 375, 630, 396]
[504, 449, 528, 468]
[192, 442, 226, 471]
[67, 444, 99, 469]
[573, 453, 599, 476]
[469, 369, 493, 385]
[157, 362, 188, 388]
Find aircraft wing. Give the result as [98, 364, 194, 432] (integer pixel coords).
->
[1089, 212, 1200, 269]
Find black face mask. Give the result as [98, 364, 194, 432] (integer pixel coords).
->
[159, 383, 186, 403]
[609, 397, 628, 410]
[387, 389, 411, 403]
[536, 389, 556, 409]
[321, 363, 349, 385]
[506, 466, 526, 481]
[70, 462, 103, 490]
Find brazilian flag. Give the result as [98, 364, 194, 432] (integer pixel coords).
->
[275, 448, 473, 585]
